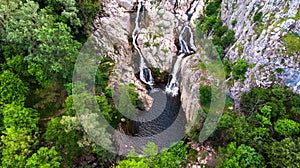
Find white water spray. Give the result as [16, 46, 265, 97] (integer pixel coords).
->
[133, 0, 155, 86]
[165, 0, 199, 96]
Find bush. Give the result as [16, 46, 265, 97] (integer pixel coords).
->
[282, 33, 300, 55]
[232, 59, 248, 80]
[199, 85, 212, 108]
[231, 19, 237, 26]
[204, 0, 222, 16]
[218, 142, 266, 168]
[254, 12, 263, 23]
[267, 138, 300, 168]
[274, 119, 300, 136]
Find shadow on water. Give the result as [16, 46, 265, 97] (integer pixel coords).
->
[134, 85, 182, 137]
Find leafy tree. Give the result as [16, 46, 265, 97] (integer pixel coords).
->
[274, 118, 300, 136]
[116, 141, 187, 168]
[213, 45, 224, 59]
[1, 128, 36, 168]
[142, 142, 159, 156]
[116, 158, 149, 168]
[1, 104, 39, 131]
[47, 0, 82, 28]
[218, 142, 266, 168]
[150, 141, 187, 168]
[232, 59, 248, 80]
[96, 95, 122, 128]
[45, 117, 82, 166]
[2, 0, 80, 81]
[204, 0, 222, 16]
[25, 147, 62, 168]
[253, 12, 263, 23]
[0, 70, 28, 104]
[267, 138, 300, 167]
[0, 104, 39, 168]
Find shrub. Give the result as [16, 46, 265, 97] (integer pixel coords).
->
[274, 119, 300, 136]
[254, 12, 263, 23]
[282, 33, 300, 55]
[232, 59, 248, 80]
[199, 85, 212, 108]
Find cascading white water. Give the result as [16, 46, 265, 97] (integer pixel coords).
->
[165, 53, 185, 96]
[133, 0, 155, 86]
[165, 0, 199, 96]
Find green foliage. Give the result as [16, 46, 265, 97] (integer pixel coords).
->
[47, 0, 82, 28]
[199, 85, 212, 108]
[2, 0, 81, 81]
[95, 57, 115, 93]
[2, 104, 39, 131]
[214, 86, 300, 167]
[117, 158, 149, 168]
[274, 118, 300, 136]
[96, 95, 122, 128]
[267, 138, 300, 167]
[0, 70, 28, 104]
[275, 68, 284, 73]
[213, 45, 225, 59]
[128, 83, 144, 109]
[1, 128, 36, 168]
[203, 0, 222, 17]
[1, 104, 39, 168]
[25, 147, 62, 168]
[116, 141, 187, 168]
[196, 0, 236, 63]
[282, 33, 300, 55]
[240, 86, 296, 120]
[45, 117, 82, 167]
[231, 19, 237, 26]
[232, 59, 248, 80]
[253, 12, 263, 23]
[218, 142, 266, 168]
[150, 141, 187, 168]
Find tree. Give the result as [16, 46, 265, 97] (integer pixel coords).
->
[267, 138, 300, 167]
[2, 0, 81, 81]
[218, 142, 266, 168]
[1, 128, 36, 168]
[0, 70, 28, 104]
[150, 141, 187, 168]
[1, 104, 39, 131]
[232, 59, 248, 80]
[116, 158, 149, 168]
[274, 118, 300, 136]
[116, 141, 187, 168]
[0, 104, 39, 167]
[25, 147, 62, 168]
[45, 117, 82, 166]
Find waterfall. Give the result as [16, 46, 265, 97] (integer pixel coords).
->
[165, 0, 199, 96]
[133, 0, 155, 86]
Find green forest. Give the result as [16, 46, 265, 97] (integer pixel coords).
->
[0, 0, 300, 167]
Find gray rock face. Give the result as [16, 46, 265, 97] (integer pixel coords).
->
[93, 0, 206, 121]
[221, 0, 300, 105]
[92, 0, 299, 120]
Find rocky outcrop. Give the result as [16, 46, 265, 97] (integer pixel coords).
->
[221, 0, 300, 104]
[91, 0, 300, 126]
[92, 0, 207, 121]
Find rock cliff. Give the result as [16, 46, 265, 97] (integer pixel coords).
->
[221, 0, 300, 105]
[92, 0, 300, 121]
